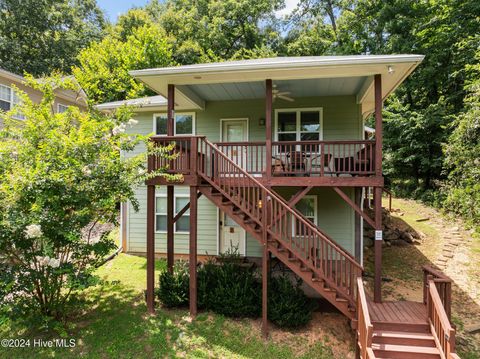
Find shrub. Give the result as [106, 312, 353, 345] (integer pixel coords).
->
[0, 75, 155, 322]
[157, 262, 189, 307]
[197, 260, 221, 309]
[206, 262, 261, 317]
[268, 276, 314, 328]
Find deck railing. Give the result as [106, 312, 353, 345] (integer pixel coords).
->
[215, 140, 375, 177]
[422, 265, 452, 321]
[356, 278, 375, 359]
[150, 137, 376, 179]
[426, 278, 457, 359]
[423, 266, 459, 359]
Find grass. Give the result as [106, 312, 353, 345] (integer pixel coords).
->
[0, 253, 337, 359]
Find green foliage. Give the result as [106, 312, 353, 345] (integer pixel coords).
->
[0, 0, 106, 76]
[157, 262, 190, 307]
[74, 23, 174, 104]
[268, 275, 314, 328]
[155, 0, 283, 64]
[0, 75, 152, 321]
[160, 258, 314, 327]
[382, 97, 451, 192]
[204, 262, 261, 317]
[443, 74, 480, 228]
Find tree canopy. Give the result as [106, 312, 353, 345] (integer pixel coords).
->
[0, 0, 106, 76]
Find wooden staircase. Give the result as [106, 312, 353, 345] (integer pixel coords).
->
[148, 135, 459, 358]
[357, 275, 459, 359]
[196, 137, 363, 318]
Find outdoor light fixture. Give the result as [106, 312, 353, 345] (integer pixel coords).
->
[387, 65, 395, 74]
[259, 117, 265, 126]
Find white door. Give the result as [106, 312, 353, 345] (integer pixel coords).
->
[220, 119, 248, 256]
[221, 119, 248, 169]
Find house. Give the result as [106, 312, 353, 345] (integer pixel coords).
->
[0, 67, 87, 126]
[98, 55, 459, 358]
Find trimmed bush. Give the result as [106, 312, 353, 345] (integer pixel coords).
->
[206, 262, 261, 317]
[157, 262, 189, 307]
[158, 259, 314, 328]
[268, 276, 314, 328]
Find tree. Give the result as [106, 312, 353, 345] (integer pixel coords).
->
[151, 0, 283, 64]
[73, 24, 174, 104]
[443, 58, 480, 227]
[0, 75, 150, 321]
[0, 0, 106, 76]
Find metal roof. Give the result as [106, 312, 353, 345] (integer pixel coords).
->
[130, 55, 425, 77]
[95, 95, 167, 111]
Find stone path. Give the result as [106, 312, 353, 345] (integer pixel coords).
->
[433, 225, 466, 270]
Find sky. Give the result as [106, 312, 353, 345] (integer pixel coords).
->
[96, 0, 298, 23]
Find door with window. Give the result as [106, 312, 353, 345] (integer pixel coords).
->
[221, 119, 248, 169]
[219, 119, 248, 256]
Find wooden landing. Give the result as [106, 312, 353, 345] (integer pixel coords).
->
[368, 300, 427, 326]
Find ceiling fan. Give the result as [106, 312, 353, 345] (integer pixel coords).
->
[272, 84, 294, 102]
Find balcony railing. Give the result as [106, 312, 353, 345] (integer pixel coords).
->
[149, 136, 376, 178]
[217, 140, 375, 177]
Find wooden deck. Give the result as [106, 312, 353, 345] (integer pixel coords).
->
[368, 300, 427, 325]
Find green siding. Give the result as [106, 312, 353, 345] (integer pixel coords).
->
[123, 95, 361, 256]
[245, 188, 355, 257]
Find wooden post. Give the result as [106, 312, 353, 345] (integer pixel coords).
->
[146, 185, 156, 313]
[189, 185, 198, 317]
[262, 189, 269, 338]
[167, 84, 175, 136]
[166, 84, 175, 273]
[373, 74, 383, 303]
[265, 79, 273, 180]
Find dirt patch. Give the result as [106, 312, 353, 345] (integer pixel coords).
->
[248, 311, 355, 358]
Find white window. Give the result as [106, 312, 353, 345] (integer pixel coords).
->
[293, 196, 318, 236]
[153, 112, 195, 135]
[155, 195, 190, 233]
[0, 84, 23, 119]
[57, 103, 69, 113]
[275, 108, 323, 142]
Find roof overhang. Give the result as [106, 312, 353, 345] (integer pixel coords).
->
[95, 95, 168, 112]
[128, 55, 424, 116]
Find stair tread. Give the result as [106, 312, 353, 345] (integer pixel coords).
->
[373, 331, 435, 340]
[372, 343, 440, 354]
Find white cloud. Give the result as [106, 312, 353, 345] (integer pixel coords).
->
[276, 0, 299, 17]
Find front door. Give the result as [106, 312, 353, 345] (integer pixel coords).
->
[221, 119, 248, 169]
[220, 119, 248, 256]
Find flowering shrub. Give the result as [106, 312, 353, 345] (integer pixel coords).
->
[0, 75, 177, 322]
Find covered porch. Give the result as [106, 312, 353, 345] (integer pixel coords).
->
[134, 56, 424, 336]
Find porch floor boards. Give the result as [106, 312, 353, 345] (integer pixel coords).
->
[368, 300, 427, 325]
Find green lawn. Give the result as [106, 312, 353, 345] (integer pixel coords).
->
[0, 254, 339, 359]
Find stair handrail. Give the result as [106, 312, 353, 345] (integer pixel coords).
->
[197, 137, 363, 305]
[422, 265, 452, 321]
[426, 278, 457, 359]
[356, 278, 375, 359]
[199, 137, 362, 264]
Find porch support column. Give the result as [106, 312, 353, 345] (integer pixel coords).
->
[146, 184, 156, 313]
[261, 190, 269, 338]
[374, 74, 383, 303]
[265, 79, 273, 180]
[167, 84, 175, 273]
[189, 185, 198, 317]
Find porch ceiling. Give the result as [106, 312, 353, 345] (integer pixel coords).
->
[129, 55, 424, 117]
[188, 77, 367, 101]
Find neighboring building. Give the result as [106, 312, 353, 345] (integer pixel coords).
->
[99, 55, 459, 358]
[0, 68, 87, 126]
